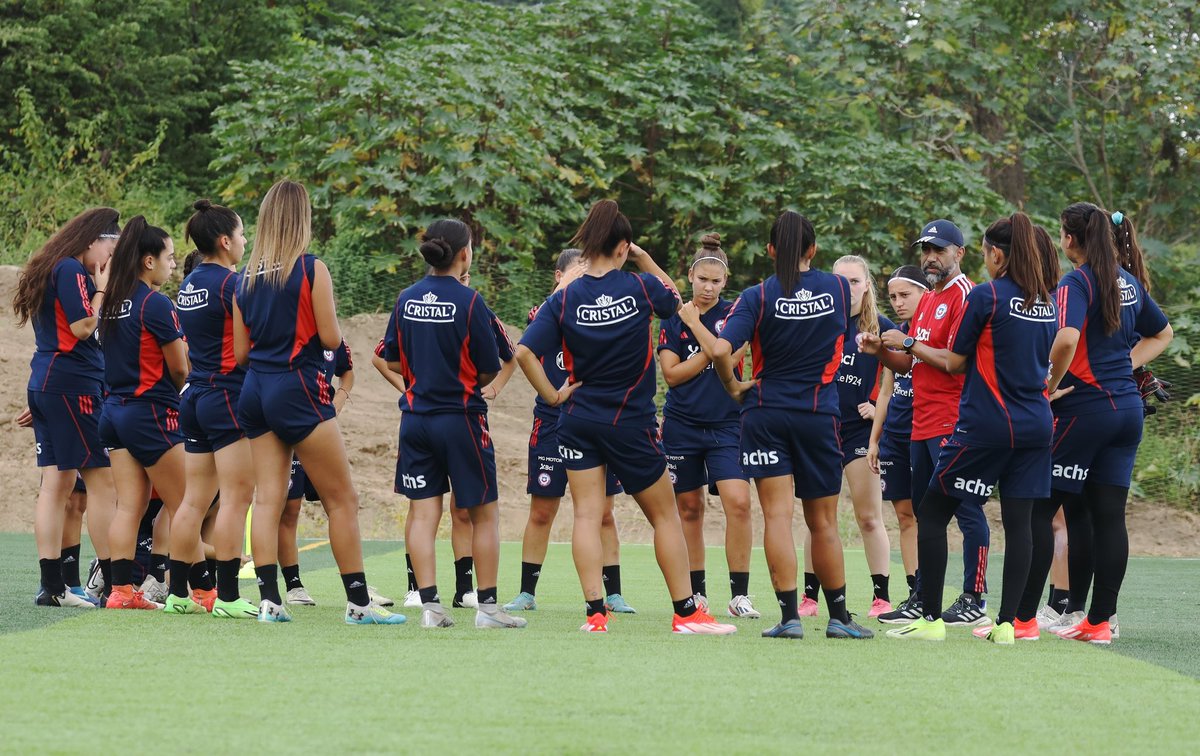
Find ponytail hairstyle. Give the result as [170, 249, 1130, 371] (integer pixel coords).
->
[983, 212, 1048, 311]
[13, 207, 120, 327]
[1110, 211, 1151, 292]
[184, 199, 240, 258]
[690, 233, 729, 271]
[242, 179, 311, 291]
[1061, 202, 1121, 334]
[182, 250, 204, 277]
[1032, 225, 1061, 289]
[569, 199, 632, 259]
[555, 248, 583, 273]
[769, 210, 816, 294]
[418, 219, 472, 270]
[99, 216, 171, 343]
[833, 254, 881, 336]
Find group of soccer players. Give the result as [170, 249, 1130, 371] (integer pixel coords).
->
[16, 181, 1172, 641]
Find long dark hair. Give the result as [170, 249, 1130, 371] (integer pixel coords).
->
[99, 216, 171, 342]
[1032, 225, 1061, 289]
[13, 208, 120, 327]
[1112, 212, 1150, 292]
[1061, 202, 1120, 334]
[184, 199, 240, 257]
[769, 210, 815, 293]
[569, 199, 632, 259]
[983, 212, 1049, 310]
[418, 219, 473, 270]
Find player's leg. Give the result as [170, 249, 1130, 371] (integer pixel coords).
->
[845, 456, 892, 614]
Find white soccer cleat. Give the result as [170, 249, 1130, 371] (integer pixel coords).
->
[727, 595, 761, 619]
[475, 605, 527, 629]
[420, 602, 454, 628]
[403, 590, 422, 608]
[693, 593, 710, 613]
[367, 585, 395, 607]
[257, 600, 292, 623]
[286, 587, 317, 606]
[1035, 602, 1062, 629]
[1047, 609, 1085, 634]
[139, 575, 168, 604]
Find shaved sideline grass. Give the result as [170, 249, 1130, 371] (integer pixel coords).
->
[1, 533, 1197, 753]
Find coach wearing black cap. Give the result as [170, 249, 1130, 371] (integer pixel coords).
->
[859, 219, 993, 627]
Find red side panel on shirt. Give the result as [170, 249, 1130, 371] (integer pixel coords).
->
[974, 322, 1013, 446]
[458, 295, 479, 407]
[54, 301, 79, 354]
[290, 265, 317, 366]
[136, 321, 165, 397]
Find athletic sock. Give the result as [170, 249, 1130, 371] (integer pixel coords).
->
[99, 558, 113, 592]
[906, 574, 916, 591]
[586, 598, 606, 617]
[823, 585, 851, 623]
[189, 561, 214, 592]
[111, 558, 134, 589]
[61, 545, 82, 588]
[206, 558, 218, 583]
[803, 572, 820, 602]
[454, 556, 474, 599]
[216, 558, 240, 602]
[602, 564, 622, 596]
[690, 570, 706, 597]
[477, 587, 497, 606]
[281, 563, 303, 591]
[1046, 583, 1055, 605]
[418, 585, 440, 604]
[775, 588, 798, 624]
[341, 572, 369, 606]
[39, 557, 65, 595]
[673, 594, 699, 618]
[971, 591, 984, 605]
[730, 571, 750, 598]
[169, 558, 191, 598]
[405, 553, 417, 592]
[1051, 588, 1070, 614]
[520, 561, 542, 596]
[150, 554, 168, 583]
[870, 573, 890, 603]
[255, 564, 281, 604]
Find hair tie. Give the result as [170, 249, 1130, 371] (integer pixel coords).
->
[1111, 211, 1124, 225]
[689, 256, 728, 270]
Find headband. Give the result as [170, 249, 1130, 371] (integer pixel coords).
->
[983, 234, 1009, 252]
[99, 233, 120, 239]
[888, 270, 929, 289]
[690, 256, 728, 270]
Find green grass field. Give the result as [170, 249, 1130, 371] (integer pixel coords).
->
[2, 533, 1197, 753]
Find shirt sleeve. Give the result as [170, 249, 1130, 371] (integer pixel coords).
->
[467, 293, 501, 375]
[949, 284, 993, 356]
[657, 317, 682, 356]
[381, 305, 401, 362]
[334, 341, 353, 376]
[1134, 289, 1169, 338]
[639, 272, 681, 319]
[145, 294, 185, 346]
[54, 260, 95, 322]
[519, 291, 564, 358]
[488, 309, 515, 362]
[719, 286, 759, 350]
[1057, 273, 1089, 331]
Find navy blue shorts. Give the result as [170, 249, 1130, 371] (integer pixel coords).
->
[738, 408, 842, 499]
[929, 437, 1051, 504]
[527, 417, 621, 498]
[288, 457, 321, 502]
[1051, 409, 1143, 493]
[661, 418, 746, 494]
[555, 414, 665, 496]
[180, 385, 244, 454]
[238, 368, 336, 446]
[396, 412, 497, 508]
[98, 397, 182, 467]
[29, 390, 109, 470]
[878, 431, 912, 503]
[838, 418, 873, 468]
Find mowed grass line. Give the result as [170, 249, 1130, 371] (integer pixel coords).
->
[1, 533, 1197, 753]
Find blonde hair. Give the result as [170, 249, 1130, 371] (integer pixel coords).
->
[242, 179, 312, 290]
[834, 254, 880, 336]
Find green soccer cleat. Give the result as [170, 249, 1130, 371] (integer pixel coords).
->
[211, 597, 260, 619]
[976, 621, 1015, 645]
[503, 592, 537, 612]
[886, 617, 946, 641]
[604, 594, 637, 614]
[162, 594, 204, 615]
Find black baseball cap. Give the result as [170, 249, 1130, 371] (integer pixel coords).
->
[911, 219, 964, 249]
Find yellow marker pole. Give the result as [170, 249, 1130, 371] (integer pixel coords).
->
[237, 505, 256, 579]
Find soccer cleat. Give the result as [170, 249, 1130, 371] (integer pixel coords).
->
[139, 575, 168, 604]
[693, 593, 710, 613]
[105, 587, 162, 610]
[1035, 602, 1063, 629]
[605, 593, 637, 614]
[1013, 618, 1040, 640]
[85, 558, 105, 601]
[420, 602, 454, 628]
[163, 594, 205, 615]
[798, 596, 819, 617]
[580, 612, 609, 633]
[877, 593, 923, 624]
[1056, 618, 1112, 645]
[886, 617, 946, 641]
[68, 586, 101, 607]
[35, 588, 96, 608]
[453, 591, 479, 609]
[727, 595, 761, 619]
[191, 588, 217, 613]
[504, 592, 538, 611]
[826, 616, 875, 639]
[1110, 614, 1120, 639]
[867, 597, 893, 618]
[346, 602, 407, 625]
[257, 600, 292, 623]
[211, 597, 259, 619]
[368, 586, 395, 607]
[286, 587, 317, 606]
[941, 593, 991, 626]
[761, 619, 805, 639]
[973, 621, 1015, 644]
[1046, 609, 1085, 634]
[403, 590, 421, 608]
[475, 605, 528, 629]
[672, 610, 738, 635]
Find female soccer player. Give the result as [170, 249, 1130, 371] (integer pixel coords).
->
[1017, 205, 1171, 644]
[657, 234, 757, 619]
[166, 199, 260, 618]
[234, 179, 403, 625]
[504, 249, 635, 614]
[13, 209, 120, 608]
[382, 218, 523, 629]
[801, 255, 894, 618]
[712, 211, 873, 640]
[96, 216, 202, 610]
[887, 212, 1055, 644]
[517, 200, 735, 635]
[866, 265, 928, 610]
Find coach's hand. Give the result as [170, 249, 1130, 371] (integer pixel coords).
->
[879, 329, 908, 352]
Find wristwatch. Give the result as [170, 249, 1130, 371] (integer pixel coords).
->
[902, 336, 916, 354]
